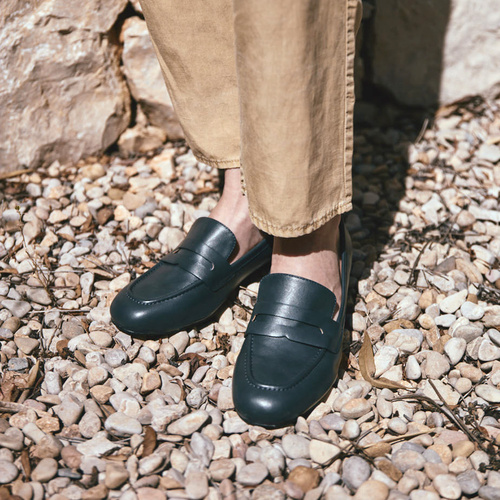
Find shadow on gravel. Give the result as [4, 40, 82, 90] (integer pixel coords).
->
[340, 0, 452, 373]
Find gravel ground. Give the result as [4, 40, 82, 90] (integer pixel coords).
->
[0, 98, 499, 500]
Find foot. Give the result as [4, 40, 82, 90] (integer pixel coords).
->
[209, 168, 263, 262]
[270, 215, 342, 320]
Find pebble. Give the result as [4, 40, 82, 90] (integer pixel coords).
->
[444, 337, 467, 365]
[309, 439, 341, 465]
[282, 434, 311, 459]
[457, 470, 481, 495]
[405, 355, 421, 380]
[392, 449, 426, 472]
[475, 385, 500, 403]
[342, 456, 371, 490]
[354, 480, 389, 500]
[31, 458, 59, 483]
[185, 471, 209, 499]
[236, 462, 268, 486]
[478, 486, 500, 500]
[439, 290, 468, 314]
[0, 460, 19, 484]
[166, 410, 209, 436]
[433, 474, 462, 499]
[340, 398, 371, 419]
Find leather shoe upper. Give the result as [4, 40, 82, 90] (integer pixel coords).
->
[110, 217, 271, 339]
[233, 219, 352, 428]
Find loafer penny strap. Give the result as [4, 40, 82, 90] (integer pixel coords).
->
[161, 240, 232, 291]
[246, 300, 342, 353]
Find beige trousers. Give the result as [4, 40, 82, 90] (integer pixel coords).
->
[139, 0, 362, 237]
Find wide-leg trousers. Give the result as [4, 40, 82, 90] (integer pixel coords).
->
[139, 0, 362, 237]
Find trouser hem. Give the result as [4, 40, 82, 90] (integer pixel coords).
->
[249, 200, 352, 238]
[192, 153, 240, 170]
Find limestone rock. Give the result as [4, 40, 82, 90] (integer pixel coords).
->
[371, 0, 500, 106]
[0, 0, 131, 172]
[121, 17, 183, 140]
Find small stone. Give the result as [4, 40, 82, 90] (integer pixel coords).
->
[309, 439, 341, 465]
[478, 485, 500, 500]
[341, 419, 361, 439]
[31, 457, 58, 483]
[236, 462, 268, 486]
[374, 281, 399, 297]
[461, 301, 484, 320]
[251, 484, 285, 500]
[54, 396, 84, 426]
[388, 417, 408, 435]
[475, 385, 500, 403]
[61, 445, 82, 469]
[340, 398, 371, 419]
[259, 446, 285, 477]
[374, 346, 399, 377]
[288, 466, 320, 493]
[439, 290, 468, 314]
[421, 351, 450, 379]
[409, 491, 440, 500]
[1, 300, 31, 318]
[0, 427, 24, 450]
[79, 411, 102, 438]
[104, 349, 128, 368]
[105, 462, 129, 489]
[456, 470, 481, 495]
[342, 456, 371, 491]
[167, 410, 209, 436]
[0, 460, 18, 484]
[433, 474, 461, 499]
[392, 449, 426, 473]
[354, 480, 389, 500]
[209, 459, 236, 481]
[282, 434, 310, 459]
[470, 450, 490, 470]
[14, 336, 39, 355]
[105, 412, 142, 437]
[76, 435, 120, 457]
[444, 337, 467, 365]
[405, 355, 421, 380]
[478, 339, 500, 362]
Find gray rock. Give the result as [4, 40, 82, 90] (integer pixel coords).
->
[259, 446, 285, 478]
[444, 337, 466, 365]
[31, 458, 58, 483]
[185, 471, 209, 500]
[478, 339, 500, 362]
[190, 432, 214, 467]
[282, 434, 310, 459]
[433, 474, 461, 500]
[121, 17, 183, 140]
[475, 385, 500, 403]
[8, 357, 29, 371]
[371, 0, 500, 107]
[461, 301, 485, 321]
[342, 456, 371, 491]
[104, 412, 142, 437]
[167, 410, 209, 436]
[478, 486, 500, 500]
[392, 449, 426, 473]
[0, 460, 18, 484]
[457, 470, 481, 495]
[0, 0, 130, 171]
[1, 299, 30, 318]
[236, 462, 268, 486]
[405, 355, 421, 380]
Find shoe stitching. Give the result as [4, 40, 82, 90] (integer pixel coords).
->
[244, 335, 326, 392]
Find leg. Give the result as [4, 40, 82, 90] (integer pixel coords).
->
[232, 0, 362, 427]
[233, 0, 362, 318]
[139, 0, 262, 261]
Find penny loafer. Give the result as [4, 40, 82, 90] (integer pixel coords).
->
[110, 217, 272, 339]
[232, 218, 352, 428]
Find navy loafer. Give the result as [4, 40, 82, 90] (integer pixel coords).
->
[232, 218, 352, 428]
[110, 217, 272, 339]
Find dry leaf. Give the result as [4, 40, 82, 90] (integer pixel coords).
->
[358, 333, 407, 390]
[178, 353, 206, 377]
[20, 449, 31, 480]
[56, 339, 70, 358]
[73, 350, 87, 367]
[142, 426, 157, 457]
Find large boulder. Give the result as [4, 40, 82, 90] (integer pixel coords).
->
[121, 17, 183, 140]
[371, 0, 500, 107]
[0, 0, 131, 172]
